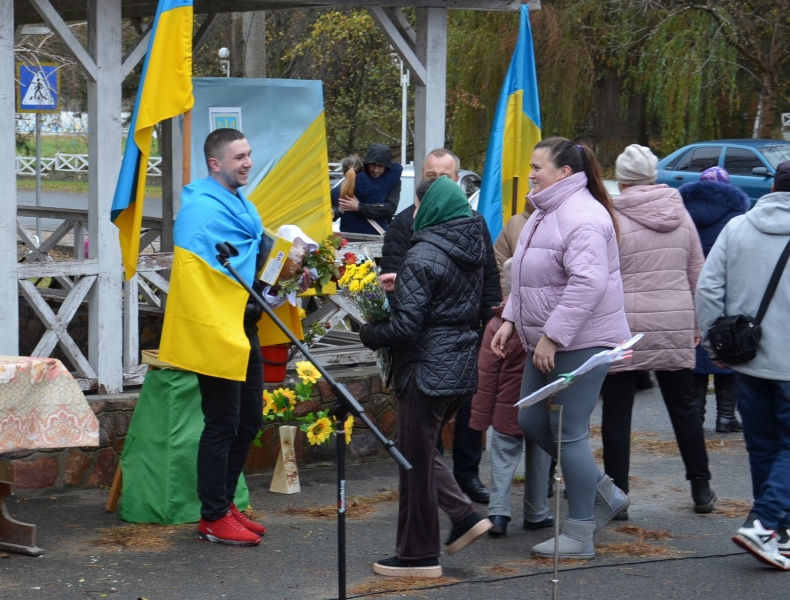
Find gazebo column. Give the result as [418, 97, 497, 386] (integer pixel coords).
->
[87, 0, 124, 393]
[0, 0, 18, 356]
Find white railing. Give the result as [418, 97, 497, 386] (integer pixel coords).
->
[15, 152, 163, 177]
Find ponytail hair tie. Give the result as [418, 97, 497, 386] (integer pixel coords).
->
[577, 144, 583, 152]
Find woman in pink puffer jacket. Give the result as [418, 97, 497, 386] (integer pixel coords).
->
[492, 137, 631, 560]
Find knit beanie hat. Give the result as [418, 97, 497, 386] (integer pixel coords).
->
[615, 144, 658, 186]
[700, 166, 730, 183]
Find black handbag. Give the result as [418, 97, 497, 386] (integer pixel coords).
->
[708, 237, 790, 364]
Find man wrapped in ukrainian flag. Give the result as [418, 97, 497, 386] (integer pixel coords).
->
[160, 128, 309, 546]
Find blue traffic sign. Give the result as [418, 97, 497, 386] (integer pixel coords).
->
[17, 64, 60, 113]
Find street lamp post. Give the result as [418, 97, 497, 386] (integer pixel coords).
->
[218, 47, 231, 78]
[391, 53, 410, 166]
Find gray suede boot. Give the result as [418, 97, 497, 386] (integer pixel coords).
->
[593, 475, 630, 533]
[532, 518, 595, 559]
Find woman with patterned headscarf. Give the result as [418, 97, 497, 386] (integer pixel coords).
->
[680, 167, 751, 432]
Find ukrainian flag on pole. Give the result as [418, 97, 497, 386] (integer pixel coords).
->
[477, 4, 541, 242]
[111, 0, 194, 279]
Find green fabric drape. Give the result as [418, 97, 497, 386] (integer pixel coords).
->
[119, 369, 250, 525]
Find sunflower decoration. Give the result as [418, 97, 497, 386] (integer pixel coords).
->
[295, 361, 321, 385]
[306, 416, 333, 445]
[256, 357, 353, 449]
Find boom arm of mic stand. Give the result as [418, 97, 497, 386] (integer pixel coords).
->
[215, 243, 411, 472]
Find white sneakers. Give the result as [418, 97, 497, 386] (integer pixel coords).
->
[732, 516, 790, 570]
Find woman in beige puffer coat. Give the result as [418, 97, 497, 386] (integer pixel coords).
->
[600, 144, 716, 518]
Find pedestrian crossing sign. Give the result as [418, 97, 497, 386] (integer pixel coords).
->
[17, 63, 60, 113]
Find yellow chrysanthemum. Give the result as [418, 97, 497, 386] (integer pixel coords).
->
[348, 279, 361, 293]
[306, 417, 332, 445]
[361, 273, 376, 287]
[298, 308, 307, 320]
[295, 361, 322, 384]
[344, 415, 354, 445]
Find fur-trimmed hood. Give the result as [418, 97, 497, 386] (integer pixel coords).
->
[679, 180, 751, 229]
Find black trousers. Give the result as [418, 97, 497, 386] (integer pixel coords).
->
[196, 332, 263, 521]
[601, 369, 711, 494]
[396, 376, 477, 560]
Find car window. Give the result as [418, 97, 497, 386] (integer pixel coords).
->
[724, 147, 765, 175]
[675, 146, 721, 172]
[759, 145, 790, 169]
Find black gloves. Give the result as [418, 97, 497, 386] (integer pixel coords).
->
[358, 324, 379, 351]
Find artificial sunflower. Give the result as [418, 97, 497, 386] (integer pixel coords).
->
[344, 415, 354, 445]
[295, 360, 322, 384]
[279, 387, 298, 410]
[306, 417, 332, 445]
[263, 390, 276, 416]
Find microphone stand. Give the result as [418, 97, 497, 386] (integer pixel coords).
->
[215, 242, 411, 600]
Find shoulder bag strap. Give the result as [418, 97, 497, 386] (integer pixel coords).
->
[755, 236, 790, 325]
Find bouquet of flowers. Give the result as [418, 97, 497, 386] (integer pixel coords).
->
[256, 360, 354, 446]
[336, 257, 393, 386]
[277, 233, 347, 302]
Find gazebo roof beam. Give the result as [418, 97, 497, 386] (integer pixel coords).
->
[14, 0, 521, 25]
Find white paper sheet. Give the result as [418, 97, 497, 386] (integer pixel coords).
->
[514, 334, 644, 409]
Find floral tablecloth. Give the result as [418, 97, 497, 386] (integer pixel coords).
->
[0, 356, 99, 453]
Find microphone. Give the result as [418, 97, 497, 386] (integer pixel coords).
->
[215, 242, 239, 262]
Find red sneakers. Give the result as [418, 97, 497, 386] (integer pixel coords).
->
[230, 503, 267, 536]
[197, 510, 261, 546]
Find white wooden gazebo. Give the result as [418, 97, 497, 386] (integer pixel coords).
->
[1, 0, 526, 393]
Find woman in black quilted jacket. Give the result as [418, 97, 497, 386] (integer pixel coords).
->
[359, 176, 493, 578]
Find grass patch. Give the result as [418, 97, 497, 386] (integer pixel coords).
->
[279, 490, 398, 520]
[597, 541, 671, 557]
[16, 176, 163, 198]
[713, 499, 751, 518]
[486, 565, 518, 574]
[93, 523, 191, 551]
[616, 524, 672, 540]
[348, 576, 458, 596]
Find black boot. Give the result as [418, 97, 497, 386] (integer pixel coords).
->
[715, 374, 743, 433]
[691, 374, 709, 425]
[691, 479, 716, 514]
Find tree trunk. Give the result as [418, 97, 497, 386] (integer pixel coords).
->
[592, 69, 648, 168]
[758, 72, 778, 139]
[242, 12, 267, 78]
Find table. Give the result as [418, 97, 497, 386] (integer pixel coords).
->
[0, 356, 99, 556]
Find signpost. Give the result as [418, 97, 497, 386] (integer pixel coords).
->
[17, 63, 60, 241]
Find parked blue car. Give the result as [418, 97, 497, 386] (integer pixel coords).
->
[656, 139, 790, 204]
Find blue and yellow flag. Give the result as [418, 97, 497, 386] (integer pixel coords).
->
[477, 5, 541, 242]
[159, 177, 262, 381]
[111, 0, 194, 279]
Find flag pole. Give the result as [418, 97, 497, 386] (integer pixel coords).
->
[511, 176, 519, 218]
[182, 109, 192, 186]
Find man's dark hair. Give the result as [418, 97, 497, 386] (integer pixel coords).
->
[416, 178, 437, 202]
[204, 128, 246, 166]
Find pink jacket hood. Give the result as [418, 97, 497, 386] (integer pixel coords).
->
[503, 172, 631, 352]
[615, 184, 686, 233]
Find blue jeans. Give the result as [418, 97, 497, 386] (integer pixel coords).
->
[735, 373, 790, 530]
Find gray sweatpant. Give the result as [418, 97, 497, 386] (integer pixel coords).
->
[487, 428, 551, 523]
[518, 347, 609, 521]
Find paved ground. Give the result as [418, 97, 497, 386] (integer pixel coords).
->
[2, 382, 784, 600]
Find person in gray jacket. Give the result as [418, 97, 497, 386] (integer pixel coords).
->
[695, 160, 790, 571]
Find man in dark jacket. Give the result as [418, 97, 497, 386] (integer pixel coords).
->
[380, 148, 502, 504]
[359, 176, 493, 578]
[334, 144, 402, 234]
